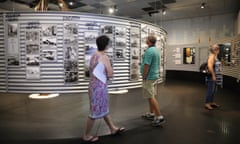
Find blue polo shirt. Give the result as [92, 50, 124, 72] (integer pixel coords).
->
[141, 46, 160, 80]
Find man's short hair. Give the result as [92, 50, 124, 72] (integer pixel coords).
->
[147, 35, 157, 45]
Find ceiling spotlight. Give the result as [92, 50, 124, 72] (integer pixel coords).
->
[162, 9, 166, 15]
[109, 7, 114, 14]
[109, 5, 117, 14]
[59, 3, 63, 7]
[69, 2, 73, 6]
[201, 3, 206, 9]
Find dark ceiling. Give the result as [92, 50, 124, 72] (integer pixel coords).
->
[0, 0, 239, 23]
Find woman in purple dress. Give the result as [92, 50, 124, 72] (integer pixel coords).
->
[82, 35, 125, 143]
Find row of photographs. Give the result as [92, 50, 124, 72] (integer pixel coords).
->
[6, 23, 165, 82]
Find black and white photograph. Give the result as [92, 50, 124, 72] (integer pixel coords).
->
[42, 49, 57, 62]
[26, 66, 40, 80]
[26, 31, 39, 42]
[183, 47, 195, 64]
[131, 39, 139, 47]
[101, 25, 113, 34]
[85, 22, 100, 27]
[115, 49, 125, 59]
[26, 55, 40, 66]
[84, 44, 97, 78]
[85, 31, 99, 42]
[115, 37, 126, 48]
[64, 23, 78, 35]
[26, 44, 40, 55]
[64, 60, 78, 72]
[8, 55, 20, 66]
[115, 27, 126, 37]
[42, 24, 57, 37]
[141, 25, 148, 34]
[7, 23, 20, 66]
[131, 48, 140, 60]
[64, 46, 78, 60]
[65, 71, 78, 83]
[131, 62, 139, 70]
[8, 23, 18, 37]
[7, 38, 19, 55]
[42, 37, 57, 47]
[130, 69, 139, 80]
[131, 27, 140, 38]
[64, 36, 78, 46]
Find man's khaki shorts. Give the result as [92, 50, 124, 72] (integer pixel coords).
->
[142, 80, 157, 99]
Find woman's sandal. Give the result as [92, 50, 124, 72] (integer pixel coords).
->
[111, 127, 126, 136]
[82, 136, 99, 144]
[205, 105, 213, 110]
[211, 103, 220, 108]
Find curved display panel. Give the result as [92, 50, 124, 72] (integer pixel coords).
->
[0, 12, 167, 93]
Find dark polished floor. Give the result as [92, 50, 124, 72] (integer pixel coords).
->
[0, 80, 239, 144]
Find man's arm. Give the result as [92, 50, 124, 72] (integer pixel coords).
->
[143, 64, 149, 80]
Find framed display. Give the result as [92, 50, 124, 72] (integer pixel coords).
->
[7, 23, 20, 66]
[183, 47, 195, 64]
[41, 49, 57, 62]
[26, 66, 40, 80]
[100, 25, 113, 65]
[84, 43, 98, 78]
[63, 23, 79, 83]
[25, 23, 41, 80]
[84, 29, 99, 78]
[26, 55, 40, 66]
[64, 71, 78, 83]
[218, 43, 231, 66]
[130, 26, 141, 80]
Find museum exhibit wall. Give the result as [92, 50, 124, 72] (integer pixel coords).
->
[0, 12, 167, 93]
[161, 12, 240, 91]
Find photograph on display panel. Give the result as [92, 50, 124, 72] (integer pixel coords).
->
[41, 49, 57, 62]
[85, 31, 99, 43]
[8, 23, 18, 37]
[26, 55, 40, 66]
[131, 27, 140, 38]
[7, 23, 20, 66]
[183, 47, 196, 64]
[100, 25, 113, 66]
[101, 25, 113, 34]
[114, 49, 125, 60]
[115, 27, 126, 37]
[64, 36, 78, 46]
[64, 60, 78, 72]
[64, 46, 78, 61]
[131, 48, 140, 60]
[26, 44, 40, 55]
[130, 69, 139, 80]
[42, 37, 57, 48]
[64, 23, 78, 35]
[26, 31, 39, 42]
[42, 24, 57, 37]
[65, 71, 78, 83]
[84, 44, 97, 78]
[26, 66, 40, 80]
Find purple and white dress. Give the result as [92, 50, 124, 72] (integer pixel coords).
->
[88, 53, 109, 119]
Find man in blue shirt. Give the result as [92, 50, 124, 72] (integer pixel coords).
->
[141, 35, 165, 126]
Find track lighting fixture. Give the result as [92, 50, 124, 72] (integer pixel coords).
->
[108, 5, 117, 14]
[162, 9, 166, 15]
[201, 2, 206, 9]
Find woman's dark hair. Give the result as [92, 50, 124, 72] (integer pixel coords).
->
[96, 35, 110, 51]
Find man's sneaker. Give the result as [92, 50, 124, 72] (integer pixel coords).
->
[152, 118, 166, 127]
[142, 112, 155, 120]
